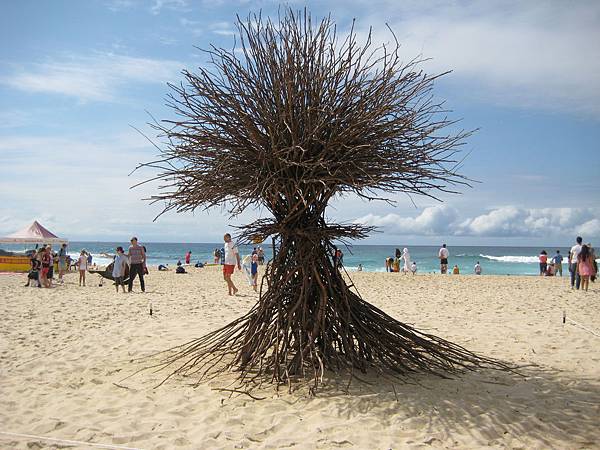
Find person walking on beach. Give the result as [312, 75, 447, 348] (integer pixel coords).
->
[185, 250, 192, 265]
[438, 244, 449, 274]
[552, 250, 563, 276]
[112, 246, 128, 293]
[58, 243, 68, 284]
[251, 252, 259, 292]
[474, 261, 482, 275]
[538, 250, 548, 276]
[77, 250, 88, 286]
[213, 248, 220, 264]
[257, 247, 265, 265]
[223, 233, 241, 295]
[577, 244, 596, 292]
[127, 237, 146, 293]
[569, 236, 583, 289]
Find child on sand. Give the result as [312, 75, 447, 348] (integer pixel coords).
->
[452, 264, 460, 275]
[77, 250, 88, 286]
[223, 233, 241, 295]
[112, 247, 127, 293]
[410, 261, 417, 275]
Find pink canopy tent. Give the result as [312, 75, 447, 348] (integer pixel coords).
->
[0, 221, 68, 245]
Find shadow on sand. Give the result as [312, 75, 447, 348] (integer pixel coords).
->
[311, 366, 599, 448]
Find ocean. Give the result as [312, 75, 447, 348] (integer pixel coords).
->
[2, 241, 576, 276]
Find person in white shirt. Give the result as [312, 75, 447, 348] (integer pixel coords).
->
[112, 246, 128, 293]
[438, 244, 449, 274]
[223, 233, 241, 295]
[568, 236, 583, 290]
[474, 261, 482, 275]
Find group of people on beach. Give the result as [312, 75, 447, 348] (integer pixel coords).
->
[536, 237, 597, 291]
[25, 243, 90, 288]
[385, 248, 416, 274]
[564, 236, 596, 292]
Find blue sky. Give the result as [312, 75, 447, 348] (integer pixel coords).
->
[0, 0, 599, 245]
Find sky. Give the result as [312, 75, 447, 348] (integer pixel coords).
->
[0, 0, 599, 246]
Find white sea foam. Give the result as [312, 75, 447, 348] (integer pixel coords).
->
[479, 254, 539, 264]
[68, 252, 113, 267]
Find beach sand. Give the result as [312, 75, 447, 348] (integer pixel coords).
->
[1, 268, 599, 449]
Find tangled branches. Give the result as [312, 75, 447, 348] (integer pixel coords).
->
[135, 9, 510, 392]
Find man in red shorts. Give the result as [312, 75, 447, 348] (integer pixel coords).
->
[223, 233, 241, 295]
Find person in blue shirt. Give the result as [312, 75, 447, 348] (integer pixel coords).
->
[552, 250, 563, 276]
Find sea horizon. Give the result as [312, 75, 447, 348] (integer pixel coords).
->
[2, 241, 583, 276]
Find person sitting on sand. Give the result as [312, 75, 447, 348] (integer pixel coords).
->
[112, 246, 128, 293]
[474, 261, 482, 275]
[176, 260, 182, 267]
[176, 265, 187, 274]
[158, 264, 169, 271]
[452, 264, 460, 275]
[77, 250, 88, 286]
[194, 261, 204, 268]
[223, 233, 241, 295]
[357, 263, 363, 272]
[545, 263, 555, 276]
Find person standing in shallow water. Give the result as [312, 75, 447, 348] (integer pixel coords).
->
[223, 233, 241, 295]
[438, 244, 449, 274]
[127, 237, 146, 293]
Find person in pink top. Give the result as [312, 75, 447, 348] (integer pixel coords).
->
[577, 245, 596, 292]
[127, 237, 146, 293]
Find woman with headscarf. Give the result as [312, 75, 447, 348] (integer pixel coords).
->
[402, 247, 411, 273]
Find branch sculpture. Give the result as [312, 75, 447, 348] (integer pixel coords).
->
[136, 10, 510, 391]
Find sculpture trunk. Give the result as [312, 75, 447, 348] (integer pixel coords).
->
[238, 226, 354, 381]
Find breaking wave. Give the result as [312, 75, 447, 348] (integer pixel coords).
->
[479, 254, 538, 264]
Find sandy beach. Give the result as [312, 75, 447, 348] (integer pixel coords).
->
[1, 268, 599, 449]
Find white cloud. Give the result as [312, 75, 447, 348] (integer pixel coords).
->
[150, 0, 189, 15]
[354, 0, 600, 118]
[356, 206, 600, 239]
[1, 53, 183, 102]
[209, 21, 235, 37]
